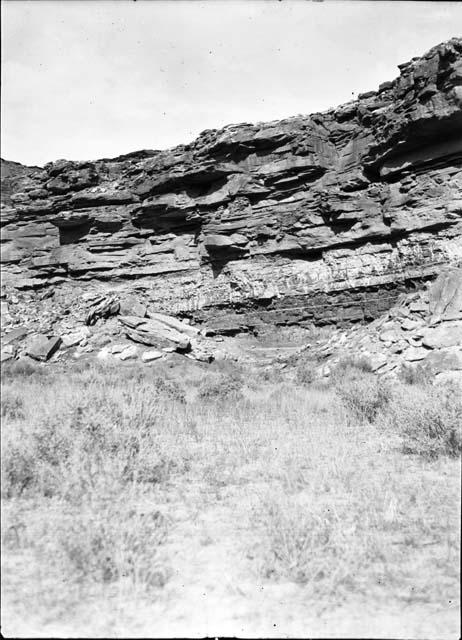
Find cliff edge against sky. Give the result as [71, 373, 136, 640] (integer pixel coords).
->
[1, 38, 461, 331]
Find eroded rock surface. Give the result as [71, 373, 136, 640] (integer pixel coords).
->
[1, 39, 462, 334]
[302, 267, 462, 382]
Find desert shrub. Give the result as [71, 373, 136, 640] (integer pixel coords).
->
[254, 494, 362, 596]
[51, 499, 170, 591]
[295, 363, 317, 386]
[68, 359, 93, 374]
[259, 500, 334, 585]
[1, 358, 44, 380]
[334, 367, 392, 424]
[209, 358, 244, 378]
[150, 376, 186, 403]
[333, 355, 373, 374]
[398, 362, 432, 386]
[1, 388, 24, 419]
[1, 375, 187, 499]
[1, 445, 37, 498]
[256, 366, 284, 384]
[197, 371, 244, 402]
[385, 383, 462, 459]
[72, 365, 186, 403]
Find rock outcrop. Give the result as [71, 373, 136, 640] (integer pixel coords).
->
[301, 267, 462, 384]
[1, 38, 462, 335]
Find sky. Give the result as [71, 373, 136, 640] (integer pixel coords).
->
[2, 0, 462, 167]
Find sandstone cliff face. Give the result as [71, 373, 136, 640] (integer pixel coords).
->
[1, 38, 462, 330]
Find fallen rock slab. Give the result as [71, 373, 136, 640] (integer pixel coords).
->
[404, 346, 430, 362]
[369, 353, 388, 371]
[111, 343, 128, 354]
[124, 327, 173, 349]
[141, 350, 163, 363]
[120, 316, 190, 350]
[118, 345, 138, 361]
[422, 323, 462, 349]
[26, 335, 61, 361]
[119, 295, 147, 318]
[379, 330, 399, 343]
[425, 347, 462, 373]
[148, 312, 200, 338]
[429, 268, 462, 325]
[401, 318, 420, 331]
[118, 316, 146, 329]
[62, 327, 91, 347]
[86, 296, 120, 326]
[188, 338, 215, 362]
[1, 347, 15, 362]
[1, 301, 10, 320]
[3, 326, 29, 345]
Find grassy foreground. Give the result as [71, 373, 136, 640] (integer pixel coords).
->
[1, 358, 460, 638]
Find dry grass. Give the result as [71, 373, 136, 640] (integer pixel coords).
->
[1, 359, 460, 637]
[383, 381, 462, 459]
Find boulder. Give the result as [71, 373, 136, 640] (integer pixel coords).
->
[119, 295, 147, 318]
[118, 345, 138, 361]
[424, 347, 462, 373]
[379, 330, 399, 343]
[91, 334, 112, 347]
[26, 335, 61, 361]
[108, 344, 123, 354]
[118, 315, 146, 329]
[189, 339, 215, 363]
[62, 327, 91, 347]
[141, 350, 163, 363]
[147, 312, 200, 338]
[162, 346, 177, 353]
[409, 300, 428, 314]
[434, 370, 462, 388]
[422, 323, 462, 349]
[86, 296, 120, 326]
[429, 268, 462, 325]
[371, 354, 388, 371]
[1, 346, 15, 362]
[123, 327, 165, 348]
[400, 318, 420, 331]
[3, 326, 29, 345]
[404, 346, 429, 362]
[120, 316, 190, 350]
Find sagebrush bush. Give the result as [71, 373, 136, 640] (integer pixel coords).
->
[52, 498, 170, 591]
[1, 389, 24, 419]
[333, 367, 393, 424]
[197, 372, 244, 402]
[1, 359, 45, 380]
[385, 383, 462, 459]
[295, 363, 317, 386]
[254, 494, 367, 597]
[256, 366, 283, 384]
[398, 363, 432, 386]
[1, 446, 37, 498]
[259, 499, 335, 585]
[334, 355, 374, 374]
[1, 376, 188, 499]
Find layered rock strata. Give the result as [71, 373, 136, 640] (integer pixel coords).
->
[1, 38, 462, 331]
[303, 267, 462, 384]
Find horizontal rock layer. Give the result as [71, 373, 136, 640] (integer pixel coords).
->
[1, 38, 462, 329]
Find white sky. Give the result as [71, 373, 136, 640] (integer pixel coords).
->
[2, 0, 461, 166]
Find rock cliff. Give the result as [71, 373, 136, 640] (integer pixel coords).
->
[1, 38, 462, 333]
